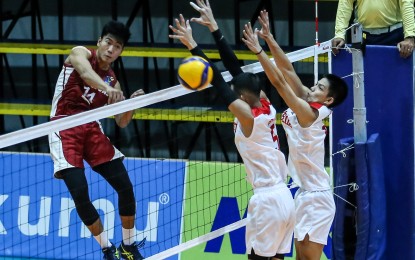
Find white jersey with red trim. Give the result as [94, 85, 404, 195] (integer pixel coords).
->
[234, 99, 288, 189]
[281, 103, 331, 191]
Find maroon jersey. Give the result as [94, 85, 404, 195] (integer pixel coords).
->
[50, 47, 118, 118]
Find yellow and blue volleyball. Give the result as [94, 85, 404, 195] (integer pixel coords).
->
[178, 56, 213, 91]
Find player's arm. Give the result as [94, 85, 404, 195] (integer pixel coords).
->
[243, 23, 318, 127]
[169, 14, 255, 136]
[68, 46, 124, 104]
[257, 11, 308, 100]
[114, 83, 145, 128]
[190, 1, 268, 104]
[190, 46, 254, 136]
[190, 0, 243, 77]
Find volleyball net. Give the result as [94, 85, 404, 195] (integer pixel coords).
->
[0, 41, 333, 260]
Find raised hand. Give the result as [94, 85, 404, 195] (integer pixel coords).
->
[169, 14, 197, 50]
[257, 10, 272, 40]
[189, 0, 218, 32]
[241, 23, 262, 54]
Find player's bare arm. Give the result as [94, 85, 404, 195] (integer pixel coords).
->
[68, 46, 124, 104]
[257, 11, 308, 100]
[114, 84, 145, 128]
[242, 23, 318, 127]
[228, 100, 255, 137]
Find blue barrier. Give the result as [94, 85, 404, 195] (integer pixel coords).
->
[332, 46, 414, 260]
[0, 153, 186, 259]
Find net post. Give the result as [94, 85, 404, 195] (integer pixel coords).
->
[351, 24, 367, 143]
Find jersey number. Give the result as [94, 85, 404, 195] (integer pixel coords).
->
[270, 124, 280, 146]
[83, 86, 96, 103]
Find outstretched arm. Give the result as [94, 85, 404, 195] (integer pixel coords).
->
[190, 0, 243, 77]
[169, 15, 255, 136]
[242, 23, 318, 127]
[257, 10, 308, 100]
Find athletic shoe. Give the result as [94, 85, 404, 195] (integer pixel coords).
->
[118, 238, 146, 260]
[102, 244, 120, 260]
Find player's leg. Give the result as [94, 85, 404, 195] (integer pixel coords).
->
[294, 190, 335, 260]
[50, 126, 120, 258]
[61, 168, 101, 233]
[295, 235, 324, 260]
[60, 168, 119, 258]
[93, 158, 136, 228]
[248, 186, 295, 260]
[93, 158, 144, 260]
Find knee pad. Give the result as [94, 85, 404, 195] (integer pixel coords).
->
[93, 159, 136, 216]
[117, 184, 136, 216]
[62, 168, 99, 226]
[69, 185, 100, 226]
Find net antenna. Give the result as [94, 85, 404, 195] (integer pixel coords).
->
[315, 0, 319, 46]
[351, 24, 367, 142]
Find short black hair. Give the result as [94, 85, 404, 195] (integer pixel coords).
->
[101, 21, 131, 46]
[231, 73, 261, 97]
[324, 73, 348, 108]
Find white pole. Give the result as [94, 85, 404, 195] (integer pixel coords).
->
[314, 0, 319, 84]
[328, 49, 334, 186]
[315, 0, 319, 46]
[351, 24, 367, 142]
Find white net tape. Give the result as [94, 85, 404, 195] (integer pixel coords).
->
[0, 40, 332, 149]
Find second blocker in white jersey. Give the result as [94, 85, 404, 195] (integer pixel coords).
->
[282, 102, 332, 191]
[234, 99, 288, 189]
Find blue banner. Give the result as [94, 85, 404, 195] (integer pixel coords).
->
[0, 152, 186, 259]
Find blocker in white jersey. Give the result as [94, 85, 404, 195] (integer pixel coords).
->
[242, 17, 348, 260]
[234, 98, 295, 256]
[170, 15, 295, 258]
[282, 103, 336, 245]
[282, 102, 332, 191]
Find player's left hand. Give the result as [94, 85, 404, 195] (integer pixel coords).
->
[169, 14, 197, 50]
[130, 89, 145, 98]
[257, 10, 272, 40]
[397, 37, 414, 58]
[242, 23, 262, 54]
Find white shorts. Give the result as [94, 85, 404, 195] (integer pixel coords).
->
[246, 184, 295, 257]
[294, 188, 335, 245]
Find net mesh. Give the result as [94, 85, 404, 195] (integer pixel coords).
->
[0, 41, 331, 260]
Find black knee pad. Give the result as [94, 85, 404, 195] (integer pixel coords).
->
[93, 159, 136, 216]
[62, 168, 99, 226]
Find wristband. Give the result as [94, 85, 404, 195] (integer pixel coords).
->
[255, 49, 263, 55]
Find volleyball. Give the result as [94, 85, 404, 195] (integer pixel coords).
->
[177, 56, 213, 91]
